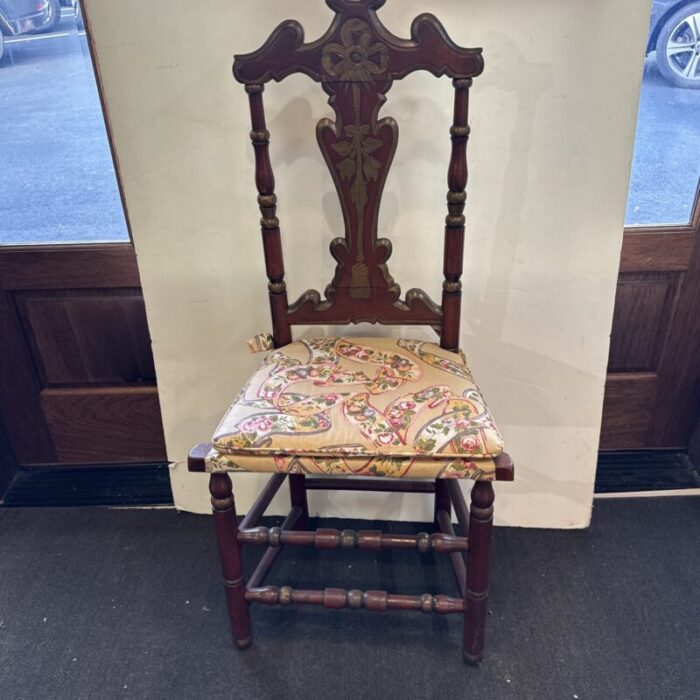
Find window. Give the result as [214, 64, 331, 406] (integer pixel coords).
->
[0, 1, 128, 245]
[626, 0, 700, 226]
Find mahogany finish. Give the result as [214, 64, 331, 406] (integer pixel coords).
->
[239, 472, 286, 530]
[436, 508, 466, 598]
[246, 586, 465, 614]
[234, 0, 483, 350]
[447, 477, 470, 537]
[195, 0, 515, 666]
[434, 478, 451, 526]
[209, 473, 252, 649]
[247, 505, 305, 590]
[238, 525, 469, 554]
[306, 476, 435, 493]
[289, 473, 310, 530]
[463, 481, 494, 665]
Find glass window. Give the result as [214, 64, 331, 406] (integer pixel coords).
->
[626, 0, 700, 226]
[0, 1, 128, 245]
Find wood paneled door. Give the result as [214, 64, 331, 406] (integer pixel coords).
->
[601, 188, 700, 450]
[0, 5, 166, 495]
[0, 245, 166, 475]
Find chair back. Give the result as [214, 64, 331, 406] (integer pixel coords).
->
[234, 0, 483, 351]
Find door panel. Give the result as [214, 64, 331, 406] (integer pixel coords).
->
[41, 387, 164, 463]
[601, 200, 700, 449]
[601, 374, 657, 448]
[607, 271, 681, 372]
[16, 290, 155, 386]
[0, 245, 166, 467]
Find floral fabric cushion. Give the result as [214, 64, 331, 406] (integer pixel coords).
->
[208, 337, 504, 480]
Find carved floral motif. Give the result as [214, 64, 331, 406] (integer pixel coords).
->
[331, 124, 382, 213]
[322, 19, 388, 82]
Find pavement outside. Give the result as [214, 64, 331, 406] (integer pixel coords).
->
[0, 8, 699, 245]
[0, 9, 128, 245]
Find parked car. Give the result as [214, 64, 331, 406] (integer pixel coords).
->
[0, 0, 54, 60]
[648, 0, 700, 88]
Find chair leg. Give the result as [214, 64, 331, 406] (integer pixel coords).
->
[209, 473, 252, 650]
[434, 478, 451, 527]
[463, 481, 495, 665]
[289, 473, 309, 530]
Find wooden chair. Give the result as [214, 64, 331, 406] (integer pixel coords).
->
[188, 0, 514, 665]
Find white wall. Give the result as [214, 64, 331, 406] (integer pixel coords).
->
[86, 0, 650, 527]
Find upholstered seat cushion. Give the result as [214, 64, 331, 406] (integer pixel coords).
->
[207, 337, 504, 480]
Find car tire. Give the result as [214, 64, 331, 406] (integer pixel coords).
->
[36, 0, 62, 34]
[656, 1, 700, 89]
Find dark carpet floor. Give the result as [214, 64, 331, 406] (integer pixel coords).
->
[0, 498, 698, 700]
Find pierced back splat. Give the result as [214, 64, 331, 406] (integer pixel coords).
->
[233, 0, 483, 351]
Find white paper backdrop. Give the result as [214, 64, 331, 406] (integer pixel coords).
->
[85, 0, 651, 527]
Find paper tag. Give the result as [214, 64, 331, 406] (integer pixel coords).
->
[247, 333, 275, 353]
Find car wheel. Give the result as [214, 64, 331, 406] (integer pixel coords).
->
[36, 0, 62, 34]
[656, 1, 700, 88]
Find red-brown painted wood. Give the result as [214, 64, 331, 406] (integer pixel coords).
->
[434, 479, 451, 527]
[436, 508, 466, 598]
[288, 473, 309, 530]
[246, 585, 465, 614]
[239, 473, 287, 530]
[238, 525, 469, 554]
[463, 481, 494, 665]
[233, 0, 483, 342]
[306, 476, 435, 493]
[247, 506, 304, 589]
[209, 473, 252, 649]
[245, 85, 292, 348]
[193, 0, 516, 665]
[187, 442, 209, 472]
[446, 478, 470, 537]
[441, 79, 471, 351]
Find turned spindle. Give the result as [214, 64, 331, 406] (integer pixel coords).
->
[441, 78, 472, 352]
[246, 84, 292, 347]
[245, 585, 465, 614]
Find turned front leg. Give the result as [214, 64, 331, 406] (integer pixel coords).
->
[463, 480, 494, 665]
[209, 473, 252, 649]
